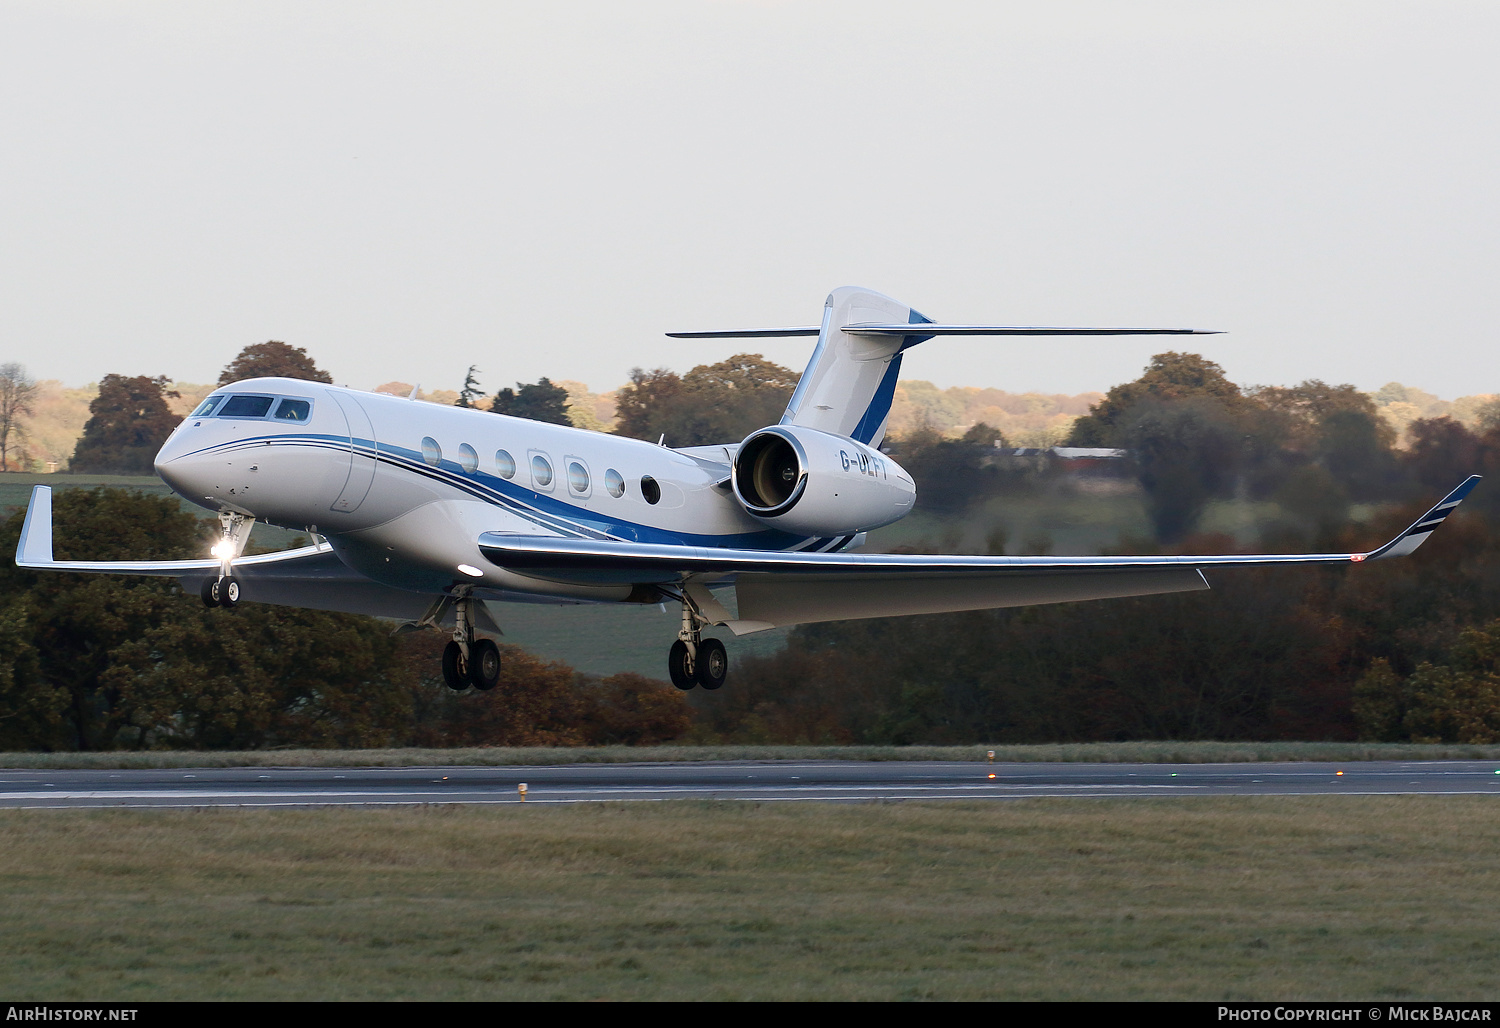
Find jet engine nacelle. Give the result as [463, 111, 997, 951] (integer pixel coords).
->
[731, 425, 916, 537]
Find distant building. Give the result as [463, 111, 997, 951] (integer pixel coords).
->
[987, 445, 1131, 478]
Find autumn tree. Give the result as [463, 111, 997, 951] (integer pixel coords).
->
[396, 634, 692, 747]
[1354, 620, 1500, 743]
[612, 354, 798, 447]
[1067, 352, 1245, 447]
[69, 375, 181, 474]
[0, 488, 417, 750]
[0, 362, 38, 471]
[490, 377, 572, 426]
[218, 341, 333, 386]
[889, 422, 1010, 514]
[613, 367, 682, 441]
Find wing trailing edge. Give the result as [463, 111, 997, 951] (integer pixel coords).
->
[478, 476, 1480, 629]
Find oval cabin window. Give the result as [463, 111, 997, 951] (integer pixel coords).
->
[605, 469, 625, 498]
[495, 450, 516, 479]
[458, 443, 479, 473]
[531, 454, 553, 487]
[421, 437, 442, 467]
[568, 461, 589, 493]
[641, 476, 661, 505]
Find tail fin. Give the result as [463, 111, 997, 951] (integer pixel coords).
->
[665, 285, 1218, 449]
[780, 287, 932, 448]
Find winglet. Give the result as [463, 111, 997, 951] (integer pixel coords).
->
[1365, 475, 1482, 561]
[16, 485, 54, 566]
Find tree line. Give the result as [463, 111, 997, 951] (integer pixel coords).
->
[0, 488, 691, 751]
[3, 339, 1498, 748]
[702, 354, 1500, 745]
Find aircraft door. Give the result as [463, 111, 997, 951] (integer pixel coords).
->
[328, 391, 378, 514]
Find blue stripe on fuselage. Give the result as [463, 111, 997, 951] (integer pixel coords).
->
[177, 432, 815, 551]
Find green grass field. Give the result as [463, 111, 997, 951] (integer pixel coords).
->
[1, 798, 1497, 1000]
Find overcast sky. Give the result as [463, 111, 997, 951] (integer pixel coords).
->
[2, 1, 1496, 399]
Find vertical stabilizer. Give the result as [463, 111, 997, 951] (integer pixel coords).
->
[780, 287, 932, 448]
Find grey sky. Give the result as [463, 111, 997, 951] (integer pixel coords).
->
[1, 1, 1496, 399]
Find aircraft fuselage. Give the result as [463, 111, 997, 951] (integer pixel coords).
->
[153, 377, 867, 601]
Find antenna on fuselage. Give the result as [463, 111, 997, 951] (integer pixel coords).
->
[408, 384, 420, 400]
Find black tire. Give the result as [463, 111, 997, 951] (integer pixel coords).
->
[668, 640, 696, 690]
[442, 641, 468, 691]
[695, 638, 728, 690]
[221, 576, 241, 609]
[468, 639, 501, 691]
[200, 578, 220, 608]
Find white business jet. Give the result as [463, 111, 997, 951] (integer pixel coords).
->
[14, 287, 1480, 693]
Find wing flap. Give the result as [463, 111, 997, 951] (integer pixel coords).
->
[734, 567, 1210, 629]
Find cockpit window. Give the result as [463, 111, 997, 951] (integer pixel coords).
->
[192, 397, 224, 417]
[273, 399, 312, 421]
[217, 395, 275, 419]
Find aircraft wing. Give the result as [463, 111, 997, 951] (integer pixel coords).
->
[13, 485, 438, 620]
[479, 476, 1481, 633]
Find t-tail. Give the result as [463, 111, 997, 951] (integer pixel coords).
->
[781, 287, 932, 447]
[667, 285, 1220, 450]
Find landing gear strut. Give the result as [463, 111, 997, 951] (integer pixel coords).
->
[201, 511, 253, 610]
[667, 590, 728, 690]
[439, 591, 501, 691]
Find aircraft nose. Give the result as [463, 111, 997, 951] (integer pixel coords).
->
[156, 441, 211, 504]
[154, 431, 224, 511]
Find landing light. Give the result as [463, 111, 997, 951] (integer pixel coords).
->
[211, 541, 235, 560]
[458, 564, 484, 578]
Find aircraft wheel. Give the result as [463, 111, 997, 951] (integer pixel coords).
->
[695, 638, 727, 690]
[668, 640, 696, 690]
[221, 576, 241, 609]
[200, 578, 220, 608]
[442, 641, 468, 691]
[468, 639, 501, 691]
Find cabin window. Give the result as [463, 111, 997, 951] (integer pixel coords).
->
[641, 475, 661, 504]
[273, 399, 312, 421]
[192, 397, 224, 417]
[495, 449, 516, 479]
[567, 461, 589, 494]
[531, 454, 554, 488]
[421, 437, 442, 467]
[458, 443, 479, 473]
[218, 395, 275, 419]
[605, 469, 625, 498]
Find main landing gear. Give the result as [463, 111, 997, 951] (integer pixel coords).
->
[200, 510, 254, 610]
[667, 591, 729, 691]
[439, 592, 501, 692]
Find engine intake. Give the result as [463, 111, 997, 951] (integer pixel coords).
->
[731, 425, 916, 537]
[734, 430, 808, 516]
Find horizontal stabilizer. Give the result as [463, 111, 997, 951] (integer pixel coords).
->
[667, 325, 1219, 338]
[840, 323, 1221, 336]
[666, 327, 821, 338]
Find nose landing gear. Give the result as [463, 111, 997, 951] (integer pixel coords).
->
[667, 590, 729, 691]
[200, 511, 254, 610]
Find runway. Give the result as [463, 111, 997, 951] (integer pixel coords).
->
[0, 760, 1498, 808]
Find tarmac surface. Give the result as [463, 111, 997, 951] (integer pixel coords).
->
[1, 760, 1499, 808]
